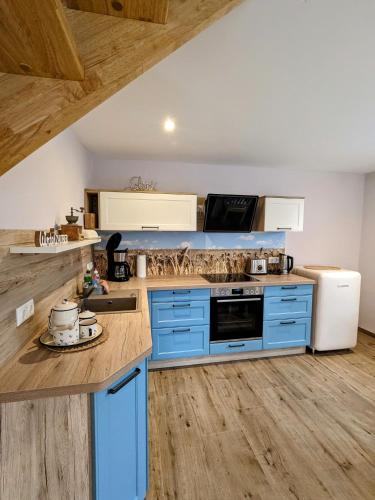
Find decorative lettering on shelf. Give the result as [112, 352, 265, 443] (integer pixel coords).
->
[34, 230, 69, 247]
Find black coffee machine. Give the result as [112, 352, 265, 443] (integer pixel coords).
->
[106, 233, 132, 282]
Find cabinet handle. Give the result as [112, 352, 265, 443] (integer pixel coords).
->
[172, 328, 191, 333]
[217, 298, 261, 303]
[281, 286, 297, 290]
[228, 343, 245, 348]
[277, 227, 292, 230]
[108, 368, 141, 395]
[141, 226, 159, 230]
[172, 303, 191, 308]
[280, 320, 296, 325]
[173, 290, 191, 294]
[281, 298, 297, 302]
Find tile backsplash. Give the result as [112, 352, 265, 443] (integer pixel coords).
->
[94, 231, 285, 277]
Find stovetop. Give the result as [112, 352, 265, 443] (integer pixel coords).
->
[201, 273, 260, 284]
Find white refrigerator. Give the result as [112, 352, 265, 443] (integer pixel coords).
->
[293, 266, 361, 351]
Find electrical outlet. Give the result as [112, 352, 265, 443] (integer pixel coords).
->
[268, 256, 280, 264]
[16, 299, 35, 327]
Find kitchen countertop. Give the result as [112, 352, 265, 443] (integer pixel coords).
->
[0, 273, 315, 403]
[144, 273, 315, 289]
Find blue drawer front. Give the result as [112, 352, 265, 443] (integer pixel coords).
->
[263, 318, 311, 349]
[210, 339, 263, 355]
[152, 326, 209, 360]
[264, 284, 313, 297]
[151, 301, 209, 328]
[264, 295, 312, 320]
[151, 288, 210, 303]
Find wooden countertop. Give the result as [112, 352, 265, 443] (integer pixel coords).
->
[143, 273, 316, 289]
[0, 273, 315, 403]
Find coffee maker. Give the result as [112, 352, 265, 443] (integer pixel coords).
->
[106, 233, 132, 282]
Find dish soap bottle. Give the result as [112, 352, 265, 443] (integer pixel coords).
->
[92, 269, 100, 288]
[84, 268, 92, 286]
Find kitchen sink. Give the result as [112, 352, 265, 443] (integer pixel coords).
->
[82, 290, 140, 314]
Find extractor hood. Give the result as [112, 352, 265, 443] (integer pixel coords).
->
[203, 194, 259, 232]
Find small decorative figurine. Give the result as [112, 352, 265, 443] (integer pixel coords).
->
[126, 176, 157, 192]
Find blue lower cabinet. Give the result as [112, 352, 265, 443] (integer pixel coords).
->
[152, 326, 209, 360]
[92, 359, 148, 500]
[263, 318, 311, 349]
[151, 300, 210, 329]
[264, 295, 312, 321]
[264, 284, 313, 297]
[210, 339, 263, 355]
[151, 288, 210, 302]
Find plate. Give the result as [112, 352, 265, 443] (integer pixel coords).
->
[40, 324, 103, 348]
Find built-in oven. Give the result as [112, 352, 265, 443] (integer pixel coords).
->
[210, 286, 264, 343]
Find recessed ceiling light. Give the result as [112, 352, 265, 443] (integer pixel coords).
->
[163, 117, 176, 133]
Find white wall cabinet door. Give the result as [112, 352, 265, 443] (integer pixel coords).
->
[264, 197, 304, 232]
[99, 192, 197, 231]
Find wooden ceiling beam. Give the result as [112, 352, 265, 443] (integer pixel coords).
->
[0, 0, 83, 80]
[65, 0, 169, 24]
[0, 0, 244, 176]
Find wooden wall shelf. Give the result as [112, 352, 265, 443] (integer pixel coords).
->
[9, 238, 101, 255]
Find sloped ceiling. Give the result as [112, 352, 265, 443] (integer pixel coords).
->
[73, 0, 375, 173]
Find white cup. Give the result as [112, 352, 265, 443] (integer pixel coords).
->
[79, 318, 98, 339]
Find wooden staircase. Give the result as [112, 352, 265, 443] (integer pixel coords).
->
[0, 0, 244, 176]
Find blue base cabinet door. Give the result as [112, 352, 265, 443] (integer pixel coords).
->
[152, 326, 209, 360]
[210, 339, 263, 355]
[263, 318, 311, 349]
[151, 300, 210, 329]
[264, 295, 312, 321]
[92, 359, 148, 500]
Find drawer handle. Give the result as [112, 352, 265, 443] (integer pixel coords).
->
[228, 343, 245, 348]
[172, 328, 191, 333]
[280, 320, 296, 325]
[281, 298, 297, 302]
[108, 368, 141, 395]
[217, 298, 261, 303]
[281, 286, 297, 290]
[141, 225, 159, 230]
[172, 304, 191, 308]
[277, 227, 292, 230]
[173, 290, 191, 295]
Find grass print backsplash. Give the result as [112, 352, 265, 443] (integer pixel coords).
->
[94, 231, 285, 277]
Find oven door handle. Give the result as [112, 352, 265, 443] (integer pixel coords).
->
[216, 298, 262, 303]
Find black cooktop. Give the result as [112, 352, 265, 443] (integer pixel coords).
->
[201, 273, 260, 283]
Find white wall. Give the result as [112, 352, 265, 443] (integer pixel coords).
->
[359, 172, 375, 332]
[90, 158, 365, 270]
[0, 130, 92, 229]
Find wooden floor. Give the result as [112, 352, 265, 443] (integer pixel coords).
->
[148, 333, 375, 500]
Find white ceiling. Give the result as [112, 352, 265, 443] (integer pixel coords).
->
[73, 0, 375, 173]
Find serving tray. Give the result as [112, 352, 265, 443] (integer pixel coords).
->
[40, 324, 105, 352]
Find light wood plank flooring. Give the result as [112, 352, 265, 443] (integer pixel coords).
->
[148, 332, 375, 500]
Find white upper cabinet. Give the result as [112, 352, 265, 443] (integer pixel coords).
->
[256, 197, 304, 232]
[99, 192, 197, 231]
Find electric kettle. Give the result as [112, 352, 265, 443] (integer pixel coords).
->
[279, 253, 294, 274]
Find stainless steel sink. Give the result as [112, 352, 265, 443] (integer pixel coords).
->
[82, 290, 140, 314]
